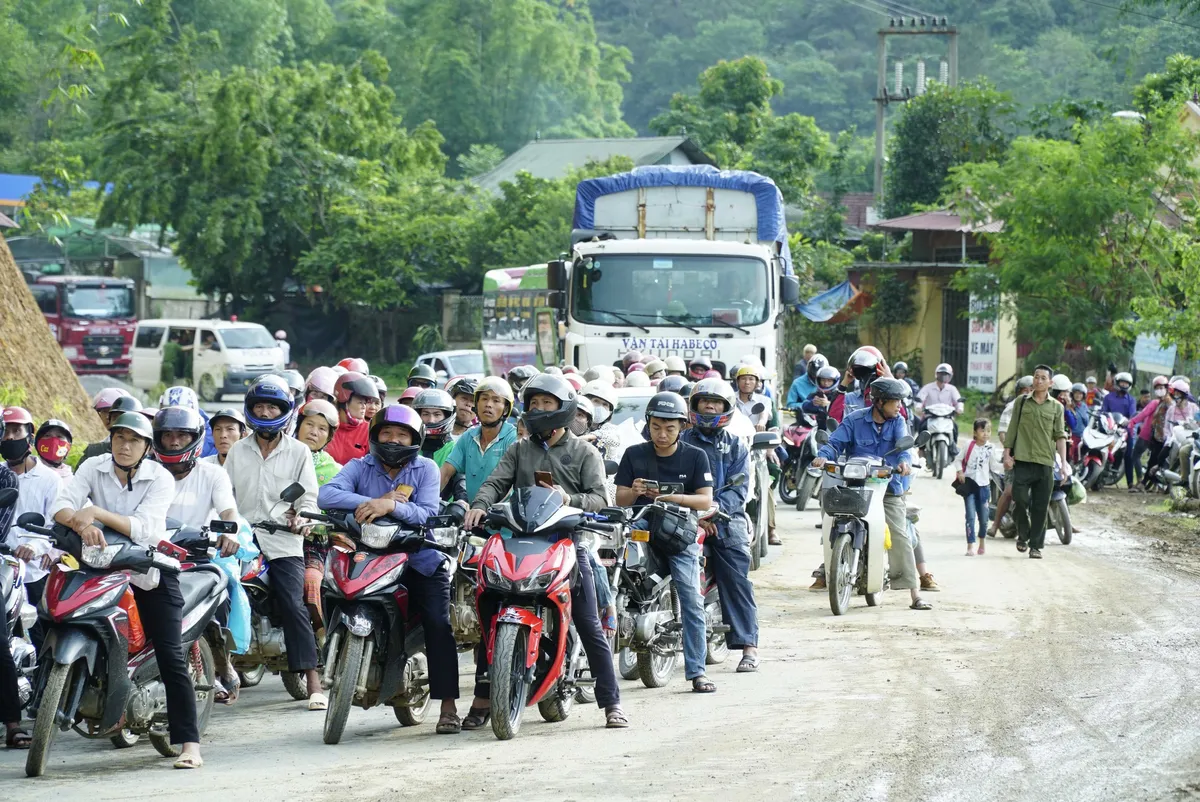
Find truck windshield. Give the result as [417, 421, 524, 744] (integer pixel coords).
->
[63, 286, 134, 319]
[571, 255, 770, 327]
[220, 327, 277, 349]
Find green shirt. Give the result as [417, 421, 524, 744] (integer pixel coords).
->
[1009, 394, 1066, 466]
[432, 438, 456, 468]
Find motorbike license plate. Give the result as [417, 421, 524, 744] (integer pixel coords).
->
[631, 529, 650, 543]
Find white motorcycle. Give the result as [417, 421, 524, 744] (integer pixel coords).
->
[922, 403, 957, 479]
[2, 551, 38, 712]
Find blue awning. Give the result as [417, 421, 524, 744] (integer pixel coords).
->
[795, 281, 865, 323]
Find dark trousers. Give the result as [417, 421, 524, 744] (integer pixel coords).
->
[1124, 431, 1140, 487]
[1012, 460, 1054, 550]
[1, 618, 21, 725]
[709, 526, 758, 649]
[25, 577, 46, 654]
[267, 556, 318, 672]
[474, 544, 619, 709]
[401, 566, 459, 700]
[133, 573, 200, 745]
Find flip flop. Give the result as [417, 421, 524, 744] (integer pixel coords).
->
[736, 655, 759, 673]
[5, 728, 31, 749]
[173, 754, 204, 769]
[909, 599, 933, 611]
[308, 692, 328, 711]
[691, 676, 717, 693]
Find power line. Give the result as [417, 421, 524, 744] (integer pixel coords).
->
[878, 0, 941, 19]
[1074, 0, 1200, 31]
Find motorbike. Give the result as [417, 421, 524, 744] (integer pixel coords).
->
[1047, 464, 1074, 545]
[1080, 413, 1128, 491]
[989, 467, 1016, 539]
[778, 412, 821, 511]
[2, 545, 38, 714]
[473, 486, 595, 740]
[17, 511, 225, 777]
[822, 431, 928, 616]
[746, 432, 782, 570]
[297, 508, 460, 745]
[922, 403, 957, 479]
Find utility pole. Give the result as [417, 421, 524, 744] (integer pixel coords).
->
[873, 17, 959, 202]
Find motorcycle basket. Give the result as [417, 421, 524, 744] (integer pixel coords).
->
[821, 485, 873, 519]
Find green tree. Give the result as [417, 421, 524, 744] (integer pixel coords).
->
[1134, 53, 1200, 113]
[884, 80, 1015, 219]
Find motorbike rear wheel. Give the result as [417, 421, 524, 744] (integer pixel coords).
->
[323, 633, 365, 745]
[281, 670, 309, 701]
[237, 664, 266, 687]
[778, 459, 799, 504]
[1191, 468, 1200, 500]
[705, 590, 729, 665]
[394, 653, 432, 726]
[933, 442, 947, 480]
[26, 661, 72, 777]
[796, 469, 818, 512]
[490, 622, 529, 740]
[150, 638, 214, 758]
[618, 647, 638, 680]
[537, 685, 573, 722]
[828, 533, 854, 616]
[1084, 462, 1103, 491]
[1052, 498, 1072, 545]
[110, 728, 139, 749]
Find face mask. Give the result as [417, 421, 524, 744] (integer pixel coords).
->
[37, 436, 71, 465]
[1155, 388, 1167, 398]
[0, 437, 31, 463]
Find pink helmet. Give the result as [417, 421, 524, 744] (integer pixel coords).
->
[305, 366, 339, 399]
[562, 365, 579, 375]
[703, 369, 722, 379]
[92, 387, 131, 411]
[627, 362, 646, 374]
[564, 374, 583, 391]
[1170, 378, 1191, 395]
[337, 357, 369, 374]
[398, 387, 422, 406]
[275, 330, 287, 339]
[1153, 375, 1169, 388]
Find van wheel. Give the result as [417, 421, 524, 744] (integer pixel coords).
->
[198, 374, 220, 402]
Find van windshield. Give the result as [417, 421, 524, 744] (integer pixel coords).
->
[220, 327, 277, 349]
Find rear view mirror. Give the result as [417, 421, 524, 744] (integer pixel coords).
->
[604, 459, 620, 477]
[209, 520, 238, 535]
[780, 274, 800, 306]
[0, 488, 18, 507]
[280, 483, 305, 504]
[826, 418, 839, 432]
[726, 473, 747, 488]
[893, 435, 916, 453]
[547, 259, 567, 292]
[752, 432, 781, 450]
[17, 512, 44, 529]
[815, 430, 831, 445]
[914, 431, 931, 449]
[751, 402, 766, 415]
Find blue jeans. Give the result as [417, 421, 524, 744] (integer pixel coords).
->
[709, 517, 758, 649]
[666, 543, 707, 681]
[589, 550, 614, 609]
[964, 483, 990, 544]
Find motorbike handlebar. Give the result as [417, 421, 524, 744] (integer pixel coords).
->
[251, 520, 292, 534]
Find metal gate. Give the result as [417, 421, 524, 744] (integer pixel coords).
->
[941, 287, 969, 382]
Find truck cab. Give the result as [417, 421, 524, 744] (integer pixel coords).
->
[30, 276, 137, 375]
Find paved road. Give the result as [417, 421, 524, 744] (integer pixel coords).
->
[5, 472, 1199, 801]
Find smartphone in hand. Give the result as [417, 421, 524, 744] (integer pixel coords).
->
[535, 471, 554, 487]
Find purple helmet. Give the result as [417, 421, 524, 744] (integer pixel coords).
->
[369, 404, 425, 468]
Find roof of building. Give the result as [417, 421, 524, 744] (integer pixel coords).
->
[816, 192, 877, 230]
[0, 210, 16, 228]
[872, 209, 1003, 233]
[474, 137, 714, 194]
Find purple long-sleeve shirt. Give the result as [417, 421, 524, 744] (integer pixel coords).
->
[317, 453, 444, 575]
[1099, 390, 1137, 423]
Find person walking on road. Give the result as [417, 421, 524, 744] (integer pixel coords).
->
[1003, 366, 1069, 559]
[957, 419, 999, 556]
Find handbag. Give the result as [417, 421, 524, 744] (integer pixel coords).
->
[951, 441, 978, 497]
[646, 502, 699, 555]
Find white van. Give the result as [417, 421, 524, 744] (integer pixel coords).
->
[130, 318, 285, 400]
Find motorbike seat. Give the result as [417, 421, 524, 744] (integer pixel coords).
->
[179, 565, 227, 613]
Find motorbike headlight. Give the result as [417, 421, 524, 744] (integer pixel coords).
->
[81, 544, 123, 569]
[842, 463, 868, 480]
[517, 572, 556, 594]
[430, 526, 459, 550]
[74, 585, 126, 618]
[482, 562, 512, 592]
[362, 564, 406, 597]
[360, 523, 399, 550]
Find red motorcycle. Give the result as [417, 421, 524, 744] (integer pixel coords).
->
[16, 512, 225, 777]
[298, 509, 460, 745]
[474, 486, 592, 740]
[779, 412, 821, 511]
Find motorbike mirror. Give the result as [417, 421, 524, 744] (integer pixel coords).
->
[279, 482, 305, 504]
[209, 520, 239, 535]
[0, 488, 17, 507]
[815, 430, 831, 445]
[891, 435, 916, 454]
[751, 402, 766, 415]
[826, 418, 838, 432]
[914, 431, 932, 449]
[725, 473, 747, 488]
[17, 512, 45, 529]
[752, 432, 781, 451]
[604, 459, 620, 477]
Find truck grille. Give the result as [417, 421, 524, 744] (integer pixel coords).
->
[82, 335, 126, 359]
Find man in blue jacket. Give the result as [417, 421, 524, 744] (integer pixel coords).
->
[1100, 371, 1138, 488]
[317, 404, 463, 734]
[786, 354, 825, 411]
[681, 379, 760, 672]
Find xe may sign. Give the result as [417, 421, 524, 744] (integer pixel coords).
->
[967, 295, 998, 392]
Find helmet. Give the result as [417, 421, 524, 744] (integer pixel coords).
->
[868, 378, 912, 402]
[703, 369, 722, 380]
[1171, 375, 1188, 384]
[110, 395, 143, 415]
[152, 407, 205, 473]
[413, 389, 456, 437]
[274, 330, 287, 340]
[369, 405, 424, 468]
[474, 377, 515, 420]
[678, 381, 695, 399]
[446, 376, 478, 401]
[543, 366, 563, 376]
[210, 407, 247, 434]
[643, 359, 667, 378]
[139, 407, 158, 421]
[689, 378, 736, 434]
[627, 362, 646, 374]
[1, 407, 34, 463]
[806, 354, 829, 382]
[688, 356, 713, 379]
[92, 387, 131, 411]
[848, 346, 885, 381]
[1170, 378, 1191, 395]
[295, 399, 340, 449]
[569, 395, 596, 436]
[109, 411, 155, 444]
[664, 355, 687, 374]
[645, 391, 689, 422]
[582, 366, 614, 383]
[564, 374, 584, 392]
[158, 385, 198, 411]
[658, 375, 688, 395]
[305, 366, 339, 400]
[562, 365, 579, 375]
[1114, 371, 1133, 387]
[892, 361, 909, 375]
[816, 366, 840, 388]
[369, 375, 388, 402]
[2, 406, 34, 436]
[280, 370, 305, 397]
[1086, 376, 1098, 384]
[625, 371, 651, 388]
[581, 380, 618, 424]
[331, 365, 348, 376]
[1153, 375, 1169, 388]
[337, 357, 370, 374]
[34, 419, 72, 465]
[398, 387, 422, 405]
[1071, 383, 1087, 395]
[735, 364, 764, 384]
[1016, 375, 1034, 390]
[934, 363, 953, 379]
[407, 363, 438, 388]
[508, 365, 540, 393]
[334, 371, 380, 407]
[244, 376, 295, 439]
[520, 374, 579, 439]
[1051, 374, 1072, 393]
[621, 351, 643, 369]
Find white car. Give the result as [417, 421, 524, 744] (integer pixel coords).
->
[413, 350, 486, 384]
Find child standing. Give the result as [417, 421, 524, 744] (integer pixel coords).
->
[956, 418, 997, 556]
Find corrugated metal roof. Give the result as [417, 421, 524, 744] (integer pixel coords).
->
[0, 210, 16, 228]
[872, 209, 1003, 233]
[0, 173, 110, 206]
[474, 137, 714, 194]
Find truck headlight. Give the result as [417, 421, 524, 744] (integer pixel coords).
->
[62, 346, 79, 359]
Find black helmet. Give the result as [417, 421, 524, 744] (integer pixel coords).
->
[869, 378, 912, 402]
[658, 375, 688, 395]
[521, 374, 578, 439]
[110, 395, 143, 415]
[446, 376, 478, 401]
[645, 391, 689, 422]
[412, 388, 456, 438]
[892, 361, 908, 375]
[678, 381, 695, 399]
[407, 363, 438, 388]
[152, 407, 205, 474]
[806, 354, 829, 382]
[369, 405, 425, 468]
[508, 365, 540, 393]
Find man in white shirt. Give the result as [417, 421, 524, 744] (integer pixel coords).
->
[917, 362, 966, 461]
[152, 407, 240, 543]
[49, 412, 203, 768]
[203, 408, 246, 468]
[222, 377, 322, 708]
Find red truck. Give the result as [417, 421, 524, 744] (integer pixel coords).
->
[29, 275, 137, 375]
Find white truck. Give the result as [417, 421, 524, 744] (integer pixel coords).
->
[547, 165, 799, 377]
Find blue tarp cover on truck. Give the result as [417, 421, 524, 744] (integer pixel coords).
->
[573, 165, 793, 275]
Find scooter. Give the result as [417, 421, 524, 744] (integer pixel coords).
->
[923, 403, 957, 479]
[2, 548, 38, 713]
[17, 511, 225, 777]
[1047, 463, 1074, 545]
[778, 412, 820, 510]
[1080, 413, 1128, 491]
[822, 432, 928, 615]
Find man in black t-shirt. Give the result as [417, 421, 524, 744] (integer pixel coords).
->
[615, 392, 717, 693]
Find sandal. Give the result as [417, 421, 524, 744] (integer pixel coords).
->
[173, 754, 204, 769]
[605, 706, 629, 728]
[308, 692, 328, 711]
[691, 676, 717, 693]
[6, 728, 31, 749]
[736, 655, 759, 673]
[461, 706, 490, 730]
[910, 599, 933, 611]
[436, 712, 462, 734]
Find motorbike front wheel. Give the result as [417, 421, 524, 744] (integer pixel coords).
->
[393, 653, 432, 726]
[705, 590, 729, 665]
[778, 459, 799, 504]
[490, 622, 529, 740]
[796, 469, 818, 512]
[828, 533, 855, 616]
[933, 441, 947, 480]
[1084, 462, 1103, 491]
[1052, 498, 1072, 545]
[323, 633, 365, 745]
[237, 664, 266, 687]
[27, 661, 72, 777]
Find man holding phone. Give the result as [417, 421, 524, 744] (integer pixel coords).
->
[463, 374, 627, 731]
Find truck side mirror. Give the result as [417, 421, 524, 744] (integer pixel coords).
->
[781, 274, 800, 306]
[547, 260, 567, 292]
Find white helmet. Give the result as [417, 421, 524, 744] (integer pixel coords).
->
[1114, 371, 1133, 387]
[625, 371, 651, 388]
[664, 355, 688, 374]
[935, 363, 953, 379]
[159, 385, 199, 411]
[581, 380, 618, 424]
[1051, 374, 1073, 393]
